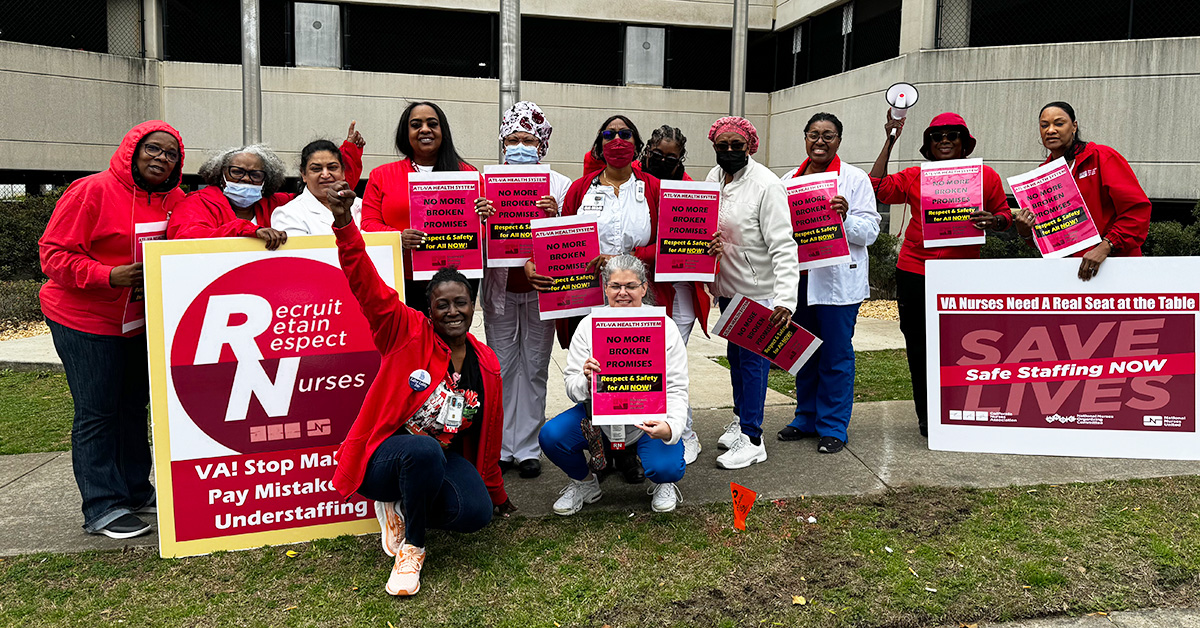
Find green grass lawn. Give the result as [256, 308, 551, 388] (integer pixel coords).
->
[2, 477, 1198, 627]
[0, 369, 73, 455]
[714, 348, 912, 402]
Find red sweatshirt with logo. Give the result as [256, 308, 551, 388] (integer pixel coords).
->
[1043, 142, 1151, 256]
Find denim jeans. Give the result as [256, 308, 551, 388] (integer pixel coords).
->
[790, 274, 862, 441]
[48, 319, 154, 533]
[718, 297, 772, 440]
[356, 433, 493, 548]
[539, 402, 685, 484]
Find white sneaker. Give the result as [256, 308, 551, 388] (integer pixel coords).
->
[553, 476, 602, 516]
[682, 432, 702, 465]
[717, 420, 742, 450]
[648, 482, 681, 513]
[375, 501, 405, 557]
[385, 543, 425, 596]
[716, 433, 767, 470]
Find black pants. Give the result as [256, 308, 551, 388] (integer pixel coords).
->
[895, 268, 927, 429]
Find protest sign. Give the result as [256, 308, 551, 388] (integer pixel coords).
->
[655, 181, 719, 282]
[920, 158, 985, 248]
[713, 294, 822, 375]
[408, 171, 483, 279]
[121, 219, 168, 333]
[730, 482, 757, 531]
[1007, 157, 1101, 258]
[785, 172, 851, 270]
[927, 257, 1200, 460]
[590, 307, 668, 426]
[143, 233, 403, 557]
[530, 215, 604, 320]
[483, 164, 551, 267]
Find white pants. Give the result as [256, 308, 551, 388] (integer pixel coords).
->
[485, 289, 555, 462]
[672, 282, 696, 438]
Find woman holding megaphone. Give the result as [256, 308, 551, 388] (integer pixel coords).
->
[869, 110, 1012, 437]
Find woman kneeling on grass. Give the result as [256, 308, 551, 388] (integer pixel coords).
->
[322, 180, 516, 597]
[539, 255, 690, 515]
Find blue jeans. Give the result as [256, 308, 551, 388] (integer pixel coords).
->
[718, 297, 772, 440]
[356, 433, 493, 548]
[539, 403, 685, 484]
[790, 275, 861, 441]
[48, 320, 154, 533]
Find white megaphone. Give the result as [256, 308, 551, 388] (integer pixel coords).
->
[885, 82, 919, 137]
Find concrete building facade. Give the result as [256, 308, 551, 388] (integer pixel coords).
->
[2, 0, 1197, 231]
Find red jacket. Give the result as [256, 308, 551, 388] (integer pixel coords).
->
[167, 141, 363, 240]
[873, 164, 1013, 275]
[39, 120, 186, 337]
[330, 221, 507, 506]
[1043, 142, 1150, 257]
[560, 169, 711, 343]
[360, 158, 478, 232]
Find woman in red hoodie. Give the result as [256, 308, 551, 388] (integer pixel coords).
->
[39, 120, 185, 539]
[1013, 101, 1151, 281]
[869, 111, 1013, 437]
[323, 180, 513, 597]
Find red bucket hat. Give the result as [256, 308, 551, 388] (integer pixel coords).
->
[920, 112, 977, 160]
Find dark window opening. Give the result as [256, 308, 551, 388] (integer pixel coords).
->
[344, 5, 495, 77]
[938, 0, 1200, 48]
[522, 17, 622, 86]
[164, 0, 287, 66]
[0, 0, 140, 56]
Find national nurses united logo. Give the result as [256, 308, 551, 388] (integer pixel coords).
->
[169, 257, 380, 454]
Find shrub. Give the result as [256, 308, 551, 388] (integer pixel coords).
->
[981, 225, 1040, 260]
[0, 280, 45, 329]
[1142, 201, 1200, 257]
[0, 189, 61, 281]
[868, 232, 900, 299]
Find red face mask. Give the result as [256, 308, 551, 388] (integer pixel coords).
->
[601, 138, 636, 169]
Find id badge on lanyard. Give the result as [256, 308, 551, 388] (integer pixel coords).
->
[609, 424, 626, 450]
[579, 182, 605, 215]
[443, 393, 464, 434]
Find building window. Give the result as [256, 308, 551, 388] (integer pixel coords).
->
[936, 0, 1200, 48]
[521, 17, 622, 86]
[1, 0, 142, 56]
[164, 0, 287, 66]
[343, 5, 495, 77]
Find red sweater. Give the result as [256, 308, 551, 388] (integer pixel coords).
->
[167, 141, 363, 240]
[1043, 143, 1150, 257]
[560, 170, 711, 341]
[360, 158, 478, 232]
[873, 164, 1012, 275]
[330, 222, 507, 506]
[39, 120, 186, 337]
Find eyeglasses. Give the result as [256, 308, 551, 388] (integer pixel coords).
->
[713, 141, 747, 153]
[503, 136, 540, 147]
[928, 131, 962, 143]
[648, 150, 681, 164]
[605, 282, 644, 293]
[805, 131, 839, 142]
[601, 129, 634, 141]
[226, 165, 266, 184]
[143, 143, 180, 163]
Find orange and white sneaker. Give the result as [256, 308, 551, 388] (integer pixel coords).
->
[385, 543, 426, 596]
[375, 501, 405, 558]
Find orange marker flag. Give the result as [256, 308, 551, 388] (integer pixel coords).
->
[730, 482, 757, 530]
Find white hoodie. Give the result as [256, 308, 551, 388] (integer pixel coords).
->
[706, 156, 800, 313]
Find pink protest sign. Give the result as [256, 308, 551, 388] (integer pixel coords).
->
[483, 165, 551, 268]
[920, 158, 985, 248]
[590, 306, 668, 426]
[713, 294, 822, 375]
[1007, 157, 1102, 258]
[655, 181, 719, 282]
[530, 215, 604, 320]
[122, 219, 168, 333]
[785, 172, 851, 271]
[408, 171, 483, 280]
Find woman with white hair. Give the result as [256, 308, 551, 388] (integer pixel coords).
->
[538, 254, 689, 515]
[167, 123, 364, 246]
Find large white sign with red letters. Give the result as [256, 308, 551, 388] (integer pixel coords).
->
[144, 234, 402, 557]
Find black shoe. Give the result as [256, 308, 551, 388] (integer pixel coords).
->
[499, 460, 515, 473]
[919, 421, 929, 437]
[777, 426, 818, 441]
[517, 458, 542, 479]
[617, 453, 645, 484]
[817, 437, 845, 454]
[94, 513, 152, 539]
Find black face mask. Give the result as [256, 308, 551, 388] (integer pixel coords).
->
[643, 153, 683, 180]
[715, 150, 748, 175]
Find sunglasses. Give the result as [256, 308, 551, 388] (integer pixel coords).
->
[713, 141, 747, 153]
[601, 129, 634, 141]
[648, 150, 681, 163]
[928, 131, 962, 143]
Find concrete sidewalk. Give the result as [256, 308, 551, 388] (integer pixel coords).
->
[943, 608, 1200, 627]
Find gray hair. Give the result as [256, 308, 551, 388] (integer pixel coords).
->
[197, 144, 288, 196]
[601, 254, 648, 286]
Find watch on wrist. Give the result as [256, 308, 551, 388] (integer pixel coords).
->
[1102, 237, 1115, 253]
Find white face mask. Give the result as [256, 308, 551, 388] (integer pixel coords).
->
[223, 179, 264, 208]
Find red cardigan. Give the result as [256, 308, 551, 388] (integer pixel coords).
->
[360, 158, 478, 232]
[330, 221, 507, 506]
[1043, 142, 1150, 257]
[873, 164, 1013, 276]
[560, 169, 711, 343]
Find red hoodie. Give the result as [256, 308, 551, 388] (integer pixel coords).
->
[166, 141, 363, 240]
[39, 121, 186, 337]
[359, 158, 478, 233]
[329, 221, 507, 506]
[1042, 142, 1150, 257]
